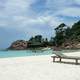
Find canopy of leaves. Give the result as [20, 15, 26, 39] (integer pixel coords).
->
[54, 20, 80, 46]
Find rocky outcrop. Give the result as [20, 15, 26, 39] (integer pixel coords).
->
[62, 41, 80, 49]
[9, 40, 28, 50]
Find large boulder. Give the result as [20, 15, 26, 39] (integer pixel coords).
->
[9, 40, 28, 50]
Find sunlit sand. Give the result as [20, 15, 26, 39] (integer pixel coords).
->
[0, 52, 80, 80]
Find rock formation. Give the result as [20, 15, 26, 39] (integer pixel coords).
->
[9, 40, 28, 50]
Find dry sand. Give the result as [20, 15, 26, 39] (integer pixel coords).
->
[0, 52, 80, 80]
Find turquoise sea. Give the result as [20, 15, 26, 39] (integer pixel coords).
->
[0, 49, 80, 58]
[0, 49, 53, 58]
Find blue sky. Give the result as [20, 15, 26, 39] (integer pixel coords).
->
[0, 0, 80, 49]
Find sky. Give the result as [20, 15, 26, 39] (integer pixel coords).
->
[0, 0, 80, 49]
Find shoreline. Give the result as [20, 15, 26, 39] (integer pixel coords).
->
[0, 52, 80, 80]
[1, 50, 80, 59]
[0, 54, 53, 60]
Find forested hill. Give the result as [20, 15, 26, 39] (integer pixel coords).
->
[8, 20, 80, 50]
[54, 20, 80, 49]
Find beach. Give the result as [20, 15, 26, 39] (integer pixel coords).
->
[0, 52, 80, 80]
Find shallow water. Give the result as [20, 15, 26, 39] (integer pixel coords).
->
[0, 49, 53, 58]
[0, 49, 80, 58]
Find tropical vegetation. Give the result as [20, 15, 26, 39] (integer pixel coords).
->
[9, 20, 80, 50]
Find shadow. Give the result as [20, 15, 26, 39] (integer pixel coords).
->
[52, 61, 80, 65]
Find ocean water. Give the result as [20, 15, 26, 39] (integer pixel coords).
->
[0, 49, 53, 58]
[0, 49, 80, 58]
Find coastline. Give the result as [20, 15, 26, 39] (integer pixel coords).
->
[0, 52, 80, 80]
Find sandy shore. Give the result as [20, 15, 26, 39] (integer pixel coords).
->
[0, 52, 80, 80]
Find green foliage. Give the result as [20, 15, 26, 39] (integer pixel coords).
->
[54, 20, 80, 46]
[54, 23, 66, 46]
[28, 35, 55, 47]
[65, 27, 72, 39]
[29, 35, 42, 44]
[71, 20, 80, 41]
[35, 35, 42, 43]
[28, 20, 80, 48]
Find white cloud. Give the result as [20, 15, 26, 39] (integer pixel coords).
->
[6, 15, 57, 36]
[75, 0, 80, 5]
[11, 15, 61, 28]
[0, 0, 36, 16]
[0, 0, 80, 38]
[0, 21, 7, 26]
[46, 0, 74, 11]
[0, 0, 37, 28]
[57, 7, 80, 17]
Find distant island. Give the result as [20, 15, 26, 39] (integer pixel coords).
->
[8, 20, 80, 50]
[8, 35, 51, 50]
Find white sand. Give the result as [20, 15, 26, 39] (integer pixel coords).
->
[0, 52, 80, 80]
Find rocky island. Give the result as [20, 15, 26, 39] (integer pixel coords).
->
[8, 20, 80, 50]
[8, 40, 28, 50]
